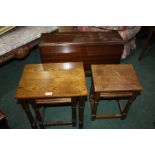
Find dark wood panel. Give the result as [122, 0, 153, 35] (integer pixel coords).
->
[39, 32, 125, 76]
[40, 44, 122, 55]
[42, 56, 121, 65]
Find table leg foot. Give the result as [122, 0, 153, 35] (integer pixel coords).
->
[19, 99, 38, 129]
[79, 97, 85, 129]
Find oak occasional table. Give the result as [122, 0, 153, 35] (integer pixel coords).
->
[16, 62, 87, 129]
[90, 64, 143, 120]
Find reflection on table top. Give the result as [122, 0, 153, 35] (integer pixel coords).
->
[16, 62, 88, 99]
[91, 64, 143, 92]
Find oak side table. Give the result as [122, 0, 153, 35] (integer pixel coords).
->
[90, 64, 143, 120]
[16, 62, 87, 129]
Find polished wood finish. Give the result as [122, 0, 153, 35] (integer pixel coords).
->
[16, 63, 87, 99]
[92, 64, 143, 92]
[90, 64, 143, 120]
[39, 32, 125, 75]
[16, 62, 87, 128]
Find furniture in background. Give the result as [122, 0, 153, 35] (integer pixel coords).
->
[0, 26, 58, 64]
[39, 32, 125, 76]
[0, 26, 15, 35]
[0, 26, 140, 65]
[77, 26, 141, 59]
[16, 62, 87, 129]
[90, 64, 143, 120]
[138, 27, 155, 60]
[0, 111, 10, 129]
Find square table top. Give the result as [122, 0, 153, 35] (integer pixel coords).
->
[91, 64, 143, 93]
[16, 62, 87, 99]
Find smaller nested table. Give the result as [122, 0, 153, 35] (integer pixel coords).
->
[16, 62, 87, 129]
[90, 64, 143, 120]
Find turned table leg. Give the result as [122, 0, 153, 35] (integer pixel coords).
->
[91, 92, 100, 121]
[121, 92, 138, 119]
[79, 97, 85, 129]
[19, 99, 38, 129]
[71, 97, 77, 127]
[31, 103, 44, 129]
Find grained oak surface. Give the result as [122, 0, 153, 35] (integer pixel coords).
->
[16, 62, 87, 99]
[91, 64, 143, 92]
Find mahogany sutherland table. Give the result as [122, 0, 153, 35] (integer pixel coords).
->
[39, 32, 125, 76]
[16, 62, 87, 129]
